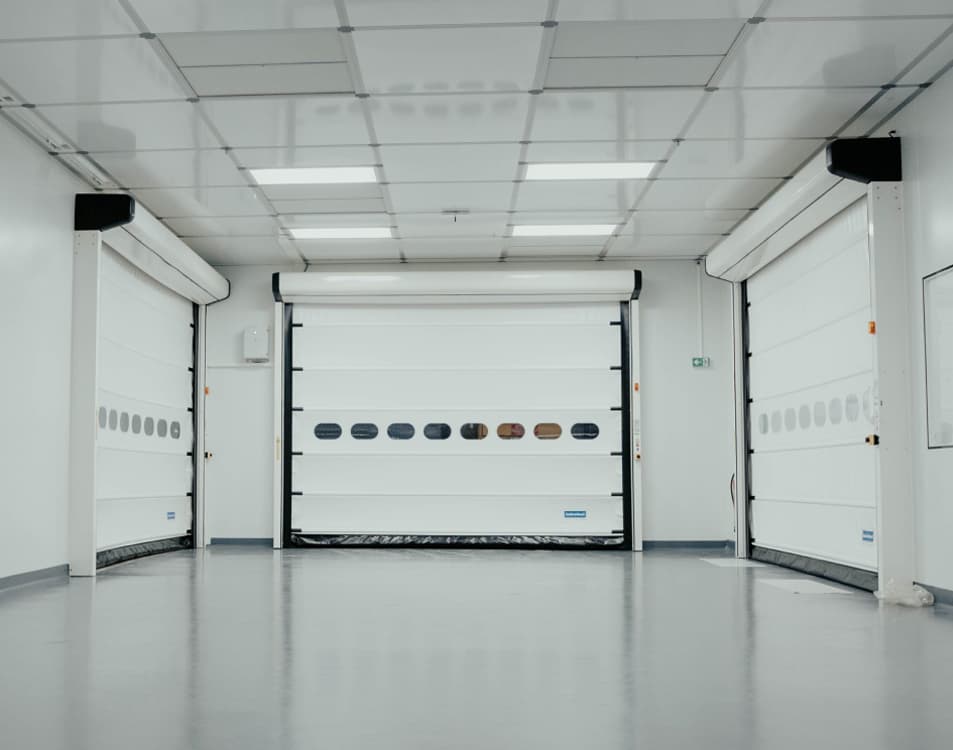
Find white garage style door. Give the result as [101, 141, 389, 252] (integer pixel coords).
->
[95, 246, 194, 555]
[279, 271, 638, 547]
[747, 200, 878, 572]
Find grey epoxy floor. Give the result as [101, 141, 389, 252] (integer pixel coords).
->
[1, 549, 951, 750]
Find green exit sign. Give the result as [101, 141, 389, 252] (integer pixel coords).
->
[692, 357, 711, 368]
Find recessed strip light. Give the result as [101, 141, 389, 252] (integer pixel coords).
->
[525, 162, 656, 180]
[290, 227, 393, 240]
[511, 224, 617, 237]
[250, 166, 378, 185]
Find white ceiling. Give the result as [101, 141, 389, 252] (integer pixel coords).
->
[0, 0, 951, 265]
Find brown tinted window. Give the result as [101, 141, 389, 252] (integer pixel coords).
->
[497, 423, 525, 440]
[534, 423, 562, 440]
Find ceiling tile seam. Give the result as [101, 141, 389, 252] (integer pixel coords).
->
[0, 33, 141, 44]
[502, 1, 559, 261]
[887, 19, 953, 86]
[549, 53, 738, 60]
[350, 22, 549, 32]
[763, 14, 953, 22]
[334, 0, 403, 260]
[178, 61, 348, 70]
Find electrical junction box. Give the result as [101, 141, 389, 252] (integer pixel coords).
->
[692, 356, 711, 368]
[243, 326, 270, 363]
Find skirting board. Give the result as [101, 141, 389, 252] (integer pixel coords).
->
[209, 538, 273, 546]
[918, 583, 953, 607]
[0, 564, 68, 592]
[751, 546, 878, 592]
[643, 540, 735, 551]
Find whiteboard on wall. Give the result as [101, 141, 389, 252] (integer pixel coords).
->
[924, 265, 953, 448]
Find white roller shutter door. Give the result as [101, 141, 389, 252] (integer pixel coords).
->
[95, 247, 194, 551]
[289, 301, 627, 543]
[748, 200, 877, 570]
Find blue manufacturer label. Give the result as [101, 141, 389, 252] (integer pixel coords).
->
[862, 529, 874, 542]
[167, 511, 176, 520]
[564, 510, 588, 519]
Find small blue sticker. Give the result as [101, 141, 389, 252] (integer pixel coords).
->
[862, 529, 874, 542]
[564, 510, 588, 519]
[167, 511, 176, 520]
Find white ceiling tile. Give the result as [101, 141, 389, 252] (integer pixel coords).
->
[0, 1, 138, 39]
[525, 140, 672, 162]
[132, 186, 272, 217]
[388, 182, 513, 213]
[837, 85, 921, 136]
[281, 213, 390, 228]
[260, 183, 382, 201]
[165, 215, 279, 237]
[511, 210, 626, 226]
[354, 27, 542, 95]
[546, 56, 722, 89]
[0, 38, 185, 104]
[233, 145, 376, 168]
[720, 19, 943, 87]
[552, 20, 742, 57]
[297, 240, 401, 261]
[663, 138, 825, 178]
[506, 234, 607, 247]
[628, 209, 749, 235]
[201, 96, 370, 147]
[381, 143, 521, 182]
[38, 101, 221, 151]
[187, 236, 292, 265]
[515, 180, 646, 211]
[604, 233, 720, 258]
[345, 0, 551, 27]
[900, 31, 953, 83]
[398, 213, 508, 238]
[531, 90, 704, 141]
[160, 30, 344, 67]
[369, 94, 530, 144]
[639, 178, 783, 210]
[126, 0, 340, 32]
[184, 64, 354, 97]
[506, 244, 603, 258]
[92, 149, 243, 188]
[556, 0, 763, 22]
[400, 238, 504, 260]
[765, 1, 953, 17]
[271, 197, 386, 213]
[686, 88, 882, 138]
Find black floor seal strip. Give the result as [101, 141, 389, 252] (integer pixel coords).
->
[97, 537, 191, 569]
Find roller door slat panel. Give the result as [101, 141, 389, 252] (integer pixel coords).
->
[293, 368, 621, 410]
[751, 445, 875, 508]
[102, 245, 194, 327]
[100, 279, 193, 368]
[96, 448, 192, 500]
[96, 496, 192, 551]
[293, 454, 623, 496]
[292, 495, 623, 537]
[99, 339, 193, 409]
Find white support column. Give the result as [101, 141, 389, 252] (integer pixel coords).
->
[272, 301, 284, 549]
[193, 304, 208, 548]
[732, 282, 750, 558]
[630, 299, 643, 552]
[868, 183, 932, 606]
[68, 231, 102, 577]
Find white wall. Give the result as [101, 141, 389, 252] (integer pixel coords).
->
[206, 260, 735, 543]
[884, 71, 953, 592]
[0, 116, 85, 579]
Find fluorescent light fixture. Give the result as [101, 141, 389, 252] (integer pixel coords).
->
[511, 224, 616, 237]
[525, 162, 656, 180]
[250, 166, 378, 185]
[290, 227, 393, 240]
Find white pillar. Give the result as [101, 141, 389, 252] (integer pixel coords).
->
[732, 282, 750, 558]
[68, 231, 102, 577]
[272, 301, 285, 549]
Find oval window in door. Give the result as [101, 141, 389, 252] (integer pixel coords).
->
[534, 423, 562, 439]
[497, 423, 525, 440]
[460, 423, 488, 440]
[571, 423, 599, 440]
[314, 423, 343, 440]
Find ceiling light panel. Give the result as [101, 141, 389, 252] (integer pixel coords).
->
[515, 180, 645, 211]
[552, 20, 742, 57]
[545, 56, 722, 88]
[133, 186, 273, 218]
[270, 197, 387, 214]
[639, 178, 783, 211]
[92, 149, 246, 188]
[290, 227, 394, 240]
[0, 38, 185, 104]
[380, 143, 522, 183]
[531, 90, 704, 141]
[346, 0, 550, 26]
[555, 0, 763, 21]
[234, 145, 377, 169]
[525, 162, 656, 180]
[38, 101, 221, 151]
[250, 166, 377, 185]
[717, 19, 942, 87]
[260, 183, 382, 201]
[281, 213, 391, 228]
[201, 96, 371, 147]
[160, 30, 345, 67]
[124, 0, 339, 32]
[369, 94, 529, 144]
[511, 225, 617, 237]
[353, 27, 543, 95]
[663, 139, 826, 179]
